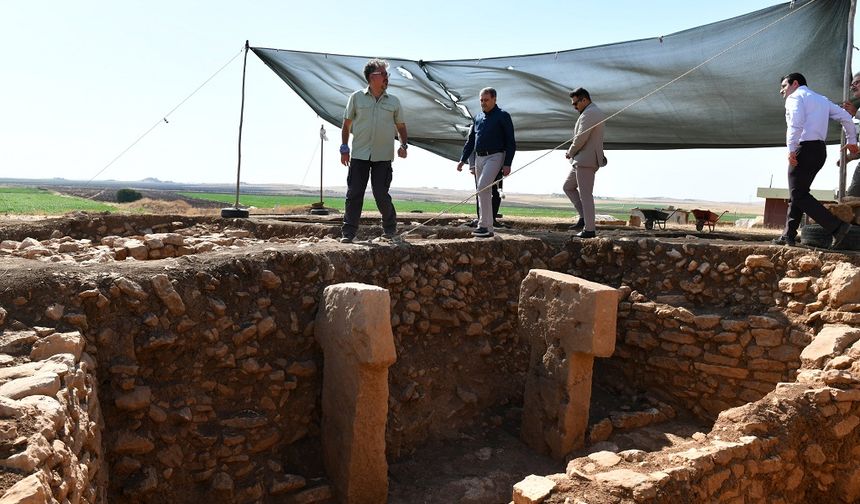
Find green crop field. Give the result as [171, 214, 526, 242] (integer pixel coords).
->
[179, 192, 583, 218]
[0, 187, 115, 214]
[0, 187, 760, 223]
[179, 193, 343, 210]
[179, 192, 758, 223]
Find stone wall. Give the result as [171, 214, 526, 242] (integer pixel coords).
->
[528, 323, 860, 503]
[551, 239, 851, 420]
[0, 232, 550, 502]
[2, 215, 860, 503]
[517, 259, 860, 503]
[0, 216, 334, 265]
[0, 329, 104, 504]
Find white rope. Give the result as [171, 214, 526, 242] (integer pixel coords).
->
[399, 0, 819, 238]
[298, 137, 321, 187]
[85, 45, 246, 186]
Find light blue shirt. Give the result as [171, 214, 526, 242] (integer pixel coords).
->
[344, 88, 404, 161]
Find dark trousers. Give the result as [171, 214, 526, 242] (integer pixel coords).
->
[784, 141, 839, 237]
[342, 159, 396, 238]
[848, 164, 860, 197]
[474, 170, 503, 219]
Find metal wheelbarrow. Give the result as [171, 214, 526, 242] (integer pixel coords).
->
[691, 209, 728, 232]
[636, 208, 680, 230]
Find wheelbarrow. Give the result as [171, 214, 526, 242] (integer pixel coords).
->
[636, 208, 680, 230]
[691, 209, 728, 232]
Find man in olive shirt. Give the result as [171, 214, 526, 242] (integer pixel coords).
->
[339, 58, 408, 243]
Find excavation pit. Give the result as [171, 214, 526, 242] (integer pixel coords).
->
[0, 213, 859, 503]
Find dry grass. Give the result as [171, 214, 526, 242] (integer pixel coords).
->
[120, 200, 323, 217]
[249, 204, 319, 215]
[120, 198, 219, 216]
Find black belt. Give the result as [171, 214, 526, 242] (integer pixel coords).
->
[800, 140, 825, 145]
[476, 149, 504, 156]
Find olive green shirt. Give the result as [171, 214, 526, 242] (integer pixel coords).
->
[344, 87, 404, 161]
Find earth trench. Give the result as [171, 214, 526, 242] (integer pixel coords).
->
[0, 212, 854, 503]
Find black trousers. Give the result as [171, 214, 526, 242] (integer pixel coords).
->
[342, 159, 396, 238]
[848, 164, 860, 197]
[474, 169, 503, 219]
[784, 141, 839, 237]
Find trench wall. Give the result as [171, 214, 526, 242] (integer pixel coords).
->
[0, 230, 550, 503]
[0, 328, 104, 504]
[1, 215, 859, 503]
[548, 376, 860, 503]
[550, 239, 836, 419]
[523, 241, 860, 503]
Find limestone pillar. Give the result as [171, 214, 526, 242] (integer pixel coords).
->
[315, 283, 396, 504]
[519, 269, 618, 459]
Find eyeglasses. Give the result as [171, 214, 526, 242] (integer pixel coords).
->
[370, 71, 389, 77]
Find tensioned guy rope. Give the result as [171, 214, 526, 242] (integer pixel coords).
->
[85, 45, 246, 186]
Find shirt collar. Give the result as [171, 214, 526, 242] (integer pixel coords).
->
[363, 86, 387, 99]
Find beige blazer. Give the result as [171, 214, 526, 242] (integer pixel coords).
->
[567, 102, 607, 169]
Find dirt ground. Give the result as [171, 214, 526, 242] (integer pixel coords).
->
[388, 380, 712, 504]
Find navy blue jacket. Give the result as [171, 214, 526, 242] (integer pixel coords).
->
[460, 105, 516, 166]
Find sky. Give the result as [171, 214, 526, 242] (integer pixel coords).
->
[1, 0, 858, 204]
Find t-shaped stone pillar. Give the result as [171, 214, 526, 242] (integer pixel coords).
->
[315, 283, 396, 504]
[519, 269, 618, 459]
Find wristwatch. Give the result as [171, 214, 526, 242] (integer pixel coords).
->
[400, 143, 408, 150]
[339, 144, 350, 154]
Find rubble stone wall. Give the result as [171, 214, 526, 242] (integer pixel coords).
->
[539, 333, 860, 504]
[2, 215, 860, 503]
[523, 250, 860, 503]
[0, 329, 104, 504]
[550, 239, 854, 420]
[0, 235, 549, 502]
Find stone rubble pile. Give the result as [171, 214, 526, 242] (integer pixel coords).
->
[825, 198, 860, 226]
[586, 398, 677, 446]
[0, 328, 104, 504]
[0, 227, 318, 265]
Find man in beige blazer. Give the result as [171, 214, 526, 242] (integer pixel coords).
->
[563, 88, 607, 238]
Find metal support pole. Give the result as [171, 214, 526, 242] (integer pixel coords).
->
[310, 125, 330, 215]
[320, 126, 324, 203]
[840, 1, 857, 201]
[235, 40, 249, 208]
[222, 40, 251, 218]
